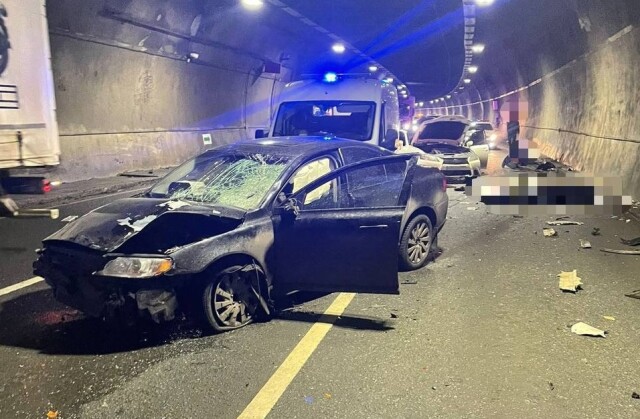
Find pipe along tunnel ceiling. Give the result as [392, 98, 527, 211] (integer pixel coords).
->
[46, 0, 640, 198]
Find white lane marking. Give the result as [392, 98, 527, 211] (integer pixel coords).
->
[0, 276, 44, 297]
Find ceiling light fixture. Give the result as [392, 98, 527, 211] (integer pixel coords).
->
[471, 44, 485, 54]
[475, 0, 494, 6]
[241, 0, 264, 10]
[368, 65, 378, 72]
[468, 66, 478, 74]
[331, 43, 346, 53]
[463, 78, 471, 84]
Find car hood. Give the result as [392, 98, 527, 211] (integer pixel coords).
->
[44, 198, 246, 253]
[413, 142, 472, 157]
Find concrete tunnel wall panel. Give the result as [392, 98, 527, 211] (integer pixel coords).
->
[45, 0, 303, 181]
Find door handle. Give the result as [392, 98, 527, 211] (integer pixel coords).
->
[359, 224, 389, 229]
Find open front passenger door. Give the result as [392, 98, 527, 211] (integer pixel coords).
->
[272, 155, 417, 295]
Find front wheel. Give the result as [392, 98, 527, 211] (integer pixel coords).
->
[399, 215, 435, 271]
[202, 266, 261, 332]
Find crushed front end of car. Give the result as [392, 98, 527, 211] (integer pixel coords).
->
[33, 198, 245, 324]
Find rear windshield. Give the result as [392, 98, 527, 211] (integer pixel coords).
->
[418, 121, 467, 140]
[273, 101, 376, 141]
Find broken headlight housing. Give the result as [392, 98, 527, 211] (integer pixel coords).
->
[100, 257, 173, 278]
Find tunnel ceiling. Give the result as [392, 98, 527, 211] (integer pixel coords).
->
[276, 0, 640, 105]
[277, 0, 465, 101]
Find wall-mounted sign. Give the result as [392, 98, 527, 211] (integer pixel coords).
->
[202, 133, 212, 145]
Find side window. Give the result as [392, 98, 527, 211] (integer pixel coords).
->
[291, 157, 336, 205]
[298, 160, 407, 211]
[340, 147, 383, 165]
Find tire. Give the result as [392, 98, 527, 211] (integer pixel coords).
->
[202, 265, 261, 332]
[399, 214, 435, 271]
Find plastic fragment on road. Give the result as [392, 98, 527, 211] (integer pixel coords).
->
[558, 270, 582, 292]
[600, 248, 640, 255]
[625, 290, 640, 300]
[603, 316, 616, 321]
[61, 215, 78, 223]
[304, 396, 314, 404]
[323, 393, 332, 400]
[633, 392, 640, 399]
[579, 239, 592, 249]
[591, 228, 601, 236]
[620, 237, 640, 246]
[546, 220, 584, 226]
[467, 206, 478, 211]
[47, 411, 58, 419]
[543, 228, 557, 237]
[571, 322, 606, 338]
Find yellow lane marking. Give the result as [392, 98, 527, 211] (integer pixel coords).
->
[238, 292, 356, 419]
[0, 276, 44, 297]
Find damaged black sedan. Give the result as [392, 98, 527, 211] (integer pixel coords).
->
[34, 137, 448, 332]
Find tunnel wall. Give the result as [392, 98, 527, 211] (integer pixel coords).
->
[426, 0, 640, 198]
[46, 0, 301, 181]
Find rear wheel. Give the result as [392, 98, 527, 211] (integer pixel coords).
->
[202, 266, 261, 332]
[399, 214, 435, 271]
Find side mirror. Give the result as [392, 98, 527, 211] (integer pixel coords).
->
[255, 129, 267, 139]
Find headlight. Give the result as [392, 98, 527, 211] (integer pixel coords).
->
[99, 257, 173, 278]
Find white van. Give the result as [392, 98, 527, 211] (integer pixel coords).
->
[259, 76, 401, 150]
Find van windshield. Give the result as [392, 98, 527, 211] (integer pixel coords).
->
[273, 101, 376, 141]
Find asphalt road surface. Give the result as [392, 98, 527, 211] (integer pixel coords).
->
[1, 151, 639, 418]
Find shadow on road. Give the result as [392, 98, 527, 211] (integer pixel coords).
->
[0, 289, 205, 356]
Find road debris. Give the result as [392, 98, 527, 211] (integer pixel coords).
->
[546, 220, 584, 226]
[600, 248, 640, 255]
[401, 280, 418, 285]
[620, 237, 640, 246]
[47, 411, 58, 419]
[61, 215, 78, 223]
[548, 382, 555, 391]
[591, 227, 601, 236]
[579, 239, 592, 249]
[633, 392, 640, 399]
[603, 316, 616, 321]
[571, 322, 606, 338]
[558, 270, 582, 292]
[454, 185, 465, 191]
[304, 396, 314, 405]
[390, 313, 398, 319]
[467, 207, 478, 211]
[323, 393, 332, 400]
[625, 290, 640, 300]
[543, 228, 558, 237]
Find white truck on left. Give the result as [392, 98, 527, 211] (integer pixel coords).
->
[0, 0, 60, 194]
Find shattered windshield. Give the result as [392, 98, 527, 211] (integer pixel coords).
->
[273, 101, 376, 141]
[418, 122, 468, 141]
[149, 152, 290, 210]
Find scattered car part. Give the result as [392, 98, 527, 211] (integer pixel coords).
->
[600, 248, 640, 255]
[558, 270, 582, 292]
[543, 228, 557, 237]
[571, 322, 606, 338]
[546, 220, 584, 226]
[579, 239, 592, 248]
[620, 237, 640, 246]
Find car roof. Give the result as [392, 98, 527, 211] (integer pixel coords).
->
[203, 136, 387, 158]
